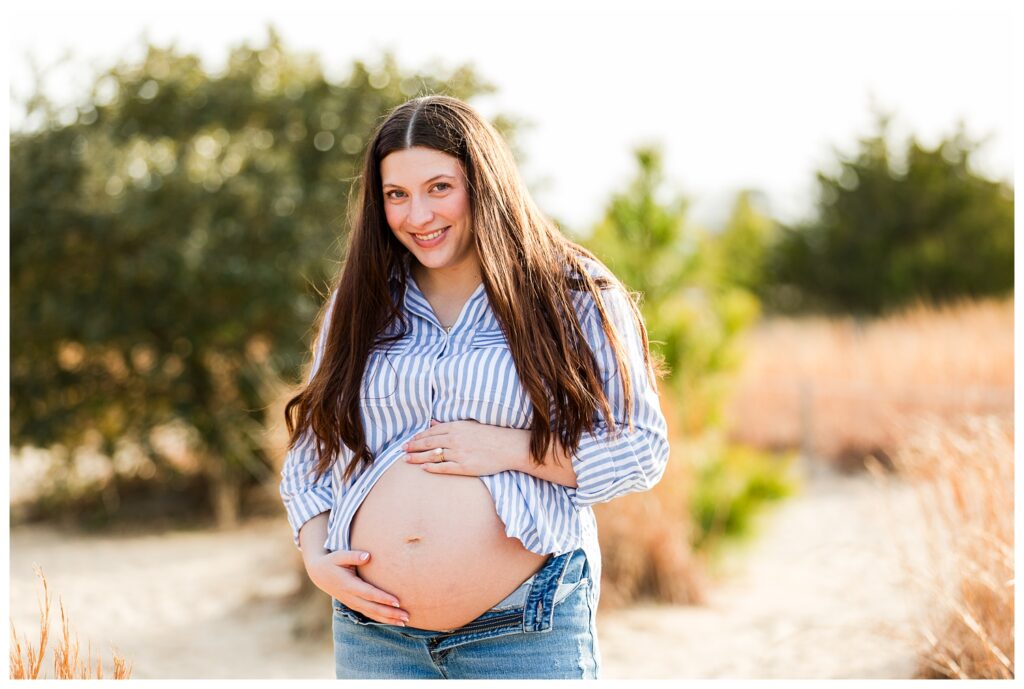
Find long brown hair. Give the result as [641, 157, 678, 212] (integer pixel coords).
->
[284, 94, 664, 484]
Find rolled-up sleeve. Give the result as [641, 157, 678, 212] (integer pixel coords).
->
[567, 285, 670, 509]
[279, 290, 338, 548]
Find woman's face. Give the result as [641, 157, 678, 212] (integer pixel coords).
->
[380, 146, 477, 277]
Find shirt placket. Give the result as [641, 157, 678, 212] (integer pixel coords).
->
[404, 277, 488, 423]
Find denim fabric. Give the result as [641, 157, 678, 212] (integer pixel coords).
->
[331, 548, 601, 679]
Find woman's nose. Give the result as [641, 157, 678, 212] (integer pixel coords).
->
[408, 195, 434, 226]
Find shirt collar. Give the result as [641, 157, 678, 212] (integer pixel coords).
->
[390, 252, 490, 332]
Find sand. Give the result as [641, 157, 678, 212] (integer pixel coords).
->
[8, 463, 931, 679]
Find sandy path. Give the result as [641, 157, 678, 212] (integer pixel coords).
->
[596, 464, 931, 678]
[8, 464, 929, 679]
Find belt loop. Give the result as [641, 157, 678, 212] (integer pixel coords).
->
[523, 550, 573, 633]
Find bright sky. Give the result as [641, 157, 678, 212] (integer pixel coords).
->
[6, 0, 1017, 232]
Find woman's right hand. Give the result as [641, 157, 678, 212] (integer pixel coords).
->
[305, 550, 410, 626]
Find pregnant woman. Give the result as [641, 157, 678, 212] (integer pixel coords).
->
[279, 95, 670, 679]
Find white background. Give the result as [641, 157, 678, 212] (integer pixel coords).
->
[6, 0, 1015, 232]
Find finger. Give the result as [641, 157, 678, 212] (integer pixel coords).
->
[349, 599, 411, 625]
[333, 563, 402, 608]
[329, 549, 373, 567]
[406, 431, 448, 451]
[404, 449, 442, 464]
[338, 574, 400, 606]
[350, 580, 405, 609]
[421, 461, 461, 474]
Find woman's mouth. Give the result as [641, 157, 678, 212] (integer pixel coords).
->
[412, 226, 450, 247]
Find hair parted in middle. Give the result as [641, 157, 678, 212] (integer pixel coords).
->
[284, 94, 665, 483]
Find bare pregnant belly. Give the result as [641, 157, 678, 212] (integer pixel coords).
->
[349, 457, 549, 631]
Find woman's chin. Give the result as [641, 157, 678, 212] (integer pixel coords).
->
[412, 254, 449, 270]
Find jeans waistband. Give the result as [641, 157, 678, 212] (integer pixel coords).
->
[332, 547, 590, 642]
[488, 569, 576, 612]
[464, 547, 590, 635]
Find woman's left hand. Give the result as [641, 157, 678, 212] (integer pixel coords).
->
[402, 419, 528, 476]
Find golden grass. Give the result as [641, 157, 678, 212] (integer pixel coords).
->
[723, 295, 1013, 676]
[9, 565, 132, 679]
[723, 295, 1013, 471]
[867, 413, 1013, 679]
[594, 384, 711, 610]
[560, 293, 1015, 634]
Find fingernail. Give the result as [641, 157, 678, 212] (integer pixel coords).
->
[392, 601, 401, 608]
[360, 552, 369, 561]
[400, 617, 410, 623]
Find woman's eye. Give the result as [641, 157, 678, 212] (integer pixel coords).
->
[384, 183, 450, 199]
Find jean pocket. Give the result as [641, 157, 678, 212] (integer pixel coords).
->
[558, 549, 592, 587]
[548, 549, 592, 609]
[551, 576, 589, 607]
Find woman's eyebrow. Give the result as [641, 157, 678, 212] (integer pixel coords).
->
[382, 174, 455, 188]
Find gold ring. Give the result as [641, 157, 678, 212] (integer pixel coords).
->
[434, 447, 444, 462]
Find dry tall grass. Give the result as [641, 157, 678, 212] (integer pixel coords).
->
[724, 295, 1013, 472]
[9, 565, 132, 679]
[867, 413, 1013, 679]
[594, 384, 711, 611]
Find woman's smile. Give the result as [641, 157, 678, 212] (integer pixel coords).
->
[411, 225, 450, 247]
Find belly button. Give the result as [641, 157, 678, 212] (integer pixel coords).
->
[405, 536, 422, 544]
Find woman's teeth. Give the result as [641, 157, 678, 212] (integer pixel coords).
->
[415, 227, 448, 241]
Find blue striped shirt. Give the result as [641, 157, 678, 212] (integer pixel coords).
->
[279, 253, 670, 597]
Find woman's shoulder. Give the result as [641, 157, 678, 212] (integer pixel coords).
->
[564, 252, 613, 283]
[562, 252, 629, 323]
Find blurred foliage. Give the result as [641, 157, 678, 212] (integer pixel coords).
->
[710, 189, 779, 296]
[10, 27, 519, 526]
[580, 145, 761, 434]
[577, 146, 796, 558]
[689, 442, 798, 556]
[762, 109, 1014, 316]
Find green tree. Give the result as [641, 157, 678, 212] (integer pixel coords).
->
[579, 145, 791, 560]
[712, 189, 778, 295]
[581, 145, 759, 432]
[10, 27, 516, 526]
[764, 110, 1013, 316]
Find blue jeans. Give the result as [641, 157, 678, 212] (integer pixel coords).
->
[331, 547, 601, 679]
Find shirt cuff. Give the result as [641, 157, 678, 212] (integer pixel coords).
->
[281, 483, 334, 549]
[567, 421, 669, 509]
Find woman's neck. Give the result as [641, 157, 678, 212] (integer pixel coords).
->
[411, 259, 483, 302]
